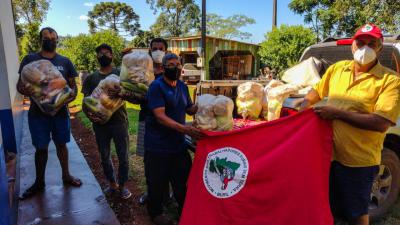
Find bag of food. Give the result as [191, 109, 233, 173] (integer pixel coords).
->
[281, 57, 322, 86]
[213, 95, 234, 131]
[21, 59, 72, 115]
[261, 80, 284, 120]
[120, 50, 154, 98]
[267, 84, 302, 121]
[83, 74, 124, 124]
[236, 82, 264, 120]
[195, 94, 218, 131]
[195, 94, 234, 131]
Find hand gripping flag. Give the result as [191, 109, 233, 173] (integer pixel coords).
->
[180, 110, 333, 225]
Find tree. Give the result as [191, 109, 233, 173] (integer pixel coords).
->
[259, 25, 316, 74]
[289, 0, 400, 40]
[88, 2, 140, 37]
[146, 0, 200, 37]
[12, 0, 50, 26]
[206, 13, 256, 40]
[12, 0, 51, 54]
[58, 31, 125, 72]
[19, 22, 41, 59]
[131, 30, 155, 48]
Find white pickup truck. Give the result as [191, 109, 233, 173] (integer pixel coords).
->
[191, 35, 400, 220]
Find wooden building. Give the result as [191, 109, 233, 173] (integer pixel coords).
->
[167, 36, 260, 80]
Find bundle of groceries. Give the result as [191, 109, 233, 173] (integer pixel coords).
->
[193, 56, 323, 131]
[194, 94, 234, 131]
[119, 50, 154, 99]
[83, 74, 124, 124]
[21, 59, 72, 115]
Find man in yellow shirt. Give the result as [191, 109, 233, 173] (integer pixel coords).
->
[301, 24, 400, 225]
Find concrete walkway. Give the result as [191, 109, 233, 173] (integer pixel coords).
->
[17, 111, 120, 225]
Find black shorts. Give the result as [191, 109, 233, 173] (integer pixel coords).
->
[329, 161, 379, 220]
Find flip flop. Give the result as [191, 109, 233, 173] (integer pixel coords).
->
[62, 176, 83, 187]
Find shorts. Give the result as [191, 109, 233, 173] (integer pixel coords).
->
[329, 161, 379, 220]
[28, 112, 71, 149]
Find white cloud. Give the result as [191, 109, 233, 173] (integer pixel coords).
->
[79, 15, 89, 21]
[84, 2, 94, 7]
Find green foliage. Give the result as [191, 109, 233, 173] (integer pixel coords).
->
[19, 22, 41, 60]
[289, 0, 400, 40]
[206, 13, 256, 40]
[146, 0, 200, 37]
[58, 30, 125, 72]
[12, 0, 50, 25]
[12, 0, 51, 56]
[88, 1, 140, 37]
[259, 25, 316, 74]
[131, 30, 155, 48]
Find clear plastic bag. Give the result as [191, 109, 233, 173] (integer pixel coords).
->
[120, 50, 154, 98]
[236, 82, 264, 119]
[261, 80, 284, 120]
[281, 57, 322, 86]
[195, 94, 234, 131]
[267, 84, 302, 121]
[21, 59, 72, 116]
[83, 74, 124, 124]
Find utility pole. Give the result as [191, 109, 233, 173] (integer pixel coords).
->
[273, 0, 277, 29]
[201, 0, 206, 80]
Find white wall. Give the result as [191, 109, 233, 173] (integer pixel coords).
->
[0, 0, 20, 109]
[0, 0, 23, 152]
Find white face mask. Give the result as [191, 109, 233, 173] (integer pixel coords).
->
[353, 45, 377, 65]
[151, 50, 165, 64]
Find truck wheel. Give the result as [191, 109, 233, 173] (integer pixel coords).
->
[369, 148, 400, 220]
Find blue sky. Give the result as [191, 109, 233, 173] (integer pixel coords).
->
[42, 0, 306, 44]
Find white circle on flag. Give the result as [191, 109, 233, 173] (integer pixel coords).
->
[203, 147, 249, 198]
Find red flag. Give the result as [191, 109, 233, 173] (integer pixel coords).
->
[180, 110, 333, 225]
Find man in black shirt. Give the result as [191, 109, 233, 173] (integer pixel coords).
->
[17, 27, 82, 199]
[82, 44, 133, 199]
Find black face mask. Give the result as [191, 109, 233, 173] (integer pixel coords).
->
[98, 55, 112, 67]
[42, 39, 57, 52]
[164, 67, 181, 81]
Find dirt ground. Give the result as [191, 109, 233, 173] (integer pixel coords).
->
[70, 111, 153, 225]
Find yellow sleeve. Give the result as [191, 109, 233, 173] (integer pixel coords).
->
[374, 77, 400, 124]
[312, 63, 336, 99]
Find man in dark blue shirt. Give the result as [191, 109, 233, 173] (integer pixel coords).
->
[17, 27, 82, 199]
[144, 53, 203, 224]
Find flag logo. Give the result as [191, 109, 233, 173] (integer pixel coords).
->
[203, 147, 249, 198]
[362, 24, 373, 32]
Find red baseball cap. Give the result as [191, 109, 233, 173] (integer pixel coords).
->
[353, 24, 383, 40]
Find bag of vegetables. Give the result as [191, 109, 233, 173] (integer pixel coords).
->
[261, 80, 284, 120]
[267, 84, 302, 121]
[236, 82, 264, 120]
[120, 50, 154, 98]
[195, 94, 234, 131]
[83, 74, 124, 124]
[21, 59, 72, 115]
